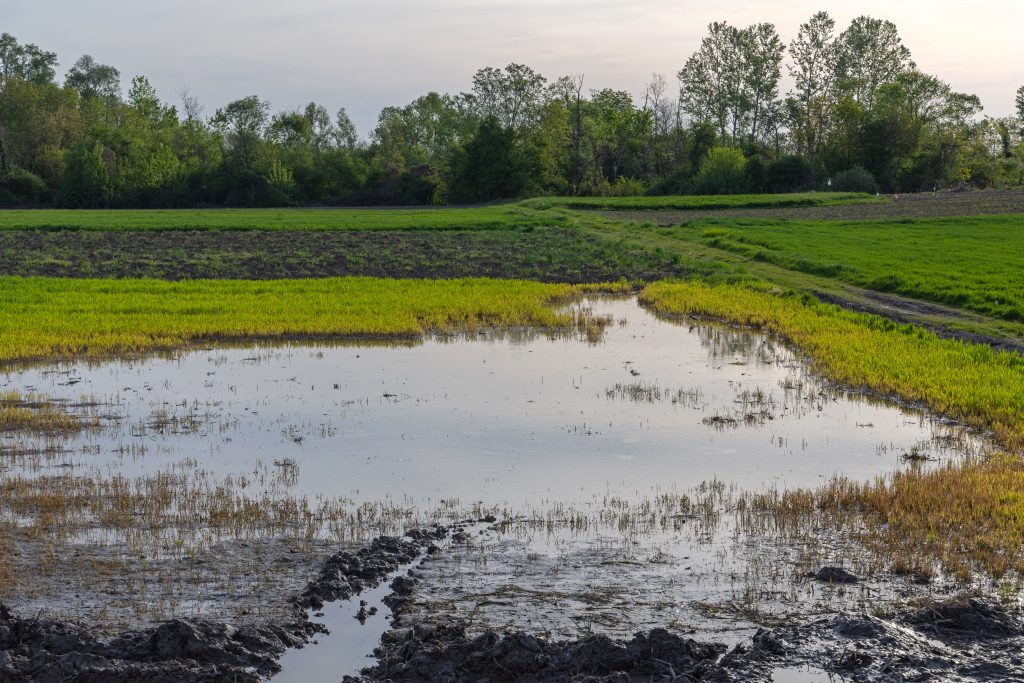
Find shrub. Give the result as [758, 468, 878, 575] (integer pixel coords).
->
[694, 147, 748, 195]
[766, 156, 813, 193]
[830, 166, 878, 194]
[0, 168, 51, 205]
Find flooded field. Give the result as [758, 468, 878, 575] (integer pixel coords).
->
[0, 297, 998, 680]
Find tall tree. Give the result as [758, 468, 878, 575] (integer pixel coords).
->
[678, 21, 782, 145]
[741, 23, 785, 145]
[835, 16, 914, 108]
[211, 95, 269, 172]
[0, 33, 58, 85]
[65, 55, 121, 100]
[335, 108, 358, 149]
[787, 11, 838, 162]
[470, 64, 547, 133]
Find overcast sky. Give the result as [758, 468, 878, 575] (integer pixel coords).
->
[6, 0, 1023, 137]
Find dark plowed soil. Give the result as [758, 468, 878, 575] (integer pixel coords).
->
[0, 227, 697, 283]
[605, 189, 1024, 224]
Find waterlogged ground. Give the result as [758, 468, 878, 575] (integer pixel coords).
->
[1, 298, 975, 503]
[0, 297, 995, 678]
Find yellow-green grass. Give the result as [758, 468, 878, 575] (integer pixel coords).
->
[0, 277, 625, 365]
[639, 281, 1024, 448]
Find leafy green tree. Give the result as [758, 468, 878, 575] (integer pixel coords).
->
[450, 117, 525, 202]
[678, 21, 783, 145]
[787, 12, 838, 165]
[127, 75, 163, 122]
[470, 64, 546, 133]
[0, 33, 58, 85]
[835, 16, 914, 108]
[211, 95, 269, 172]
[335, 108, 358, 150]
[65, 55, 121, 100]
[59, 141, 115, 207]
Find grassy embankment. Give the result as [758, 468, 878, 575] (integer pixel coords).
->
[642, 281, 1024, 580]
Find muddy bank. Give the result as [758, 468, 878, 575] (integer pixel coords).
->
[0, 525, 450, 682]
[355, 596, 1024, 682]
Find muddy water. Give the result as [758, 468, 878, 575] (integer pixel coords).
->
[0, 298, 978, 509]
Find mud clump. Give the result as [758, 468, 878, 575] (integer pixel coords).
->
[295, 525, 448, 611]
[361, 622, 729, 681]
[813, 566, 859, 584]
[0, 603, 312, 681]
[905, 597, 1023, 640]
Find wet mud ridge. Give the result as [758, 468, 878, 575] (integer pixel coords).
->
[0, 525, 450, 682]
[349, 585, 1024, 682]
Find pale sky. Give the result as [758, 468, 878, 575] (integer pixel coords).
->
[6, 0, 1023, 136]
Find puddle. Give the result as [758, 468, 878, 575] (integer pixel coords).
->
[773, 665, 846, 682]
[0, 298, 981, 511]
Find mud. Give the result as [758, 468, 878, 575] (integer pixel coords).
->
[352, 596, 1024, 682]
[0, 526, 450, 682]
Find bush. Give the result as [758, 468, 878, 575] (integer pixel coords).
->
[766, 156, 812, 193]
[694, 147, 747, 195]
[745, 156, 767, 193]
[610, 177, 648, 197]
[0, 168, 51, 205]
[830, 166, 878, 194]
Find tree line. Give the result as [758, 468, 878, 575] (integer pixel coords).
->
[1, 12, 1023, 208]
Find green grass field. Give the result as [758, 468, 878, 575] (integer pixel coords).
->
[670, 215, 1024, 321]
[0, 206, 550, 232]
[0, 193, 874, 231]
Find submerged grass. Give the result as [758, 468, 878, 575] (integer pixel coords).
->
[639, 281, 1024, 448]
[0, 277, 626, 365]
[0, 391, 97, 434]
